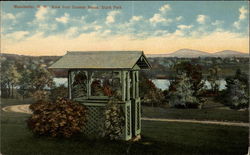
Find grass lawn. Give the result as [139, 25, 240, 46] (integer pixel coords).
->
[142, 106, 249, 123]
[1, 110, 249, 154]
[142, 97, 249, 123]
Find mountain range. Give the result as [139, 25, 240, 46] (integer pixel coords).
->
[147, 49, 249, 58]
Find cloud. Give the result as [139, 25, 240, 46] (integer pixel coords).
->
[149, 4, 172, 25]
[106, 11, 120, 24]
[28, 8, 57, 32]
[233, 21, 241, 29]
[149, 13, 171, 25]
[159, 4, 171, 13]
[56, 13, 70, 24]
[65, 27, 79, 37]
[5, 31, 29, 40]
[239, 6, 247, 20]
[197, 15, 208, 24]
[3, 13, 15, 20]
[2, 27, 248, 56]
[212, 20, 224, 26]
[177, 24, 193, 30]
[35, 7, 55, 21]
[130, 16, 143, 22]
[176, 16, 183, 21]
[233, 6, 248, 29]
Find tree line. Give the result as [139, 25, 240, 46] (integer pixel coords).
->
[140, 61, 249, 109]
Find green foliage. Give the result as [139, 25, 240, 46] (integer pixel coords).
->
[140, 73, 165, 106]
[50, 85, 68, 101]
[207, 66, 221, 94]
[1, 60, 21, 98]
[27, 98, 87, 138]
[169, 73, 200, 108]
[169, 62, 205, 108]
[222, 70, 249, 109]
[102, 98, 125, 140]
[29, 64, 55, 91]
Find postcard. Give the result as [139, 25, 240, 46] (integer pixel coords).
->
[1, 1, 249, 154]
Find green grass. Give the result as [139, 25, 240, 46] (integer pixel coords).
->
[142, 106, 249, 123]
[1, 110, 249, 154]
[1, 98, 249, 154]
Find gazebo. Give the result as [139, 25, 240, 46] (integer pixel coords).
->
[49, 51, 151, 140]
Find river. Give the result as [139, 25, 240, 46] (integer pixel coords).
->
[53, 78, 227, 91]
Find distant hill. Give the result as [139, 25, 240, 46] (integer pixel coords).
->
[147, 49, 249, 58]
[213, 50, 249, 57]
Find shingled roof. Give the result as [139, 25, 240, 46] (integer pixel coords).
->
[49, 51, 151, 69]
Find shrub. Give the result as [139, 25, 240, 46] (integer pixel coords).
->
[219, 69, 249, 109]
[102, 98, 125, 140]
[33, 90, 50, 101]
[27, 98, 87, 138]
[50, 85, 68, 101]
[140, 77, 165, 107]
[143, 89, 165, 107]
[224, 79, 249, 109]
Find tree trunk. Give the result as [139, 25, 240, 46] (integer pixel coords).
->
[7, 82, 11, 98]
[11, 84, 14, 98]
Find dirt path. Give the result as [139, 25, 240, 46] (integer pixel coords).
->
[142, 117, 249, 127]
[2, 104, 249, 127]
[2, 104, 32, 114]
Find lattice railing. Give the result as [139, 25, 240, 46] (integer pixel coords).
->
[83, 105, 105, 136]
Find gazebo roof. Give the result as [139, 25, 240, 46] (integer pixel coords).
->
[49, 51, 151, 69]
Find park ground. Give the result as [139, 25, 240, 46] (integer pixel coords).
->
[1, 98, 249, 154]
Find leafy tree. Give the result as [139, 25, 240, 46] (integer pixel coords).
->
[18, 68, 32, 99]
[29, 63, 54, 91]
[169, 73, 199, 108]
[0, 60, 20, 98]
[139, 73, 165, 107]
[207, 66, 221, 94]
[223, 69, 249, 109]
[169, 62, 205, 107]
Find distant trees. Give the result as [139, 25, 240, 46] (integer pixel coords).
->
[1, 57, 55, 99]
[207, 66, 221, 94]
[1, 60, 21, 98]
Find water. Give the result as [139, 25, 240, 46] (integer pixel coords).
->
[53, 78, 68, 87]
[151, 79, 227, 91]
[53, 78, 227, 91]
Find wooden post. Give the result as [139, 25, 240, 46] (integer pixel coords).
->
[136, 71, 139, 98]
[122, 71, 126, 101]
[68, 70, 72, 99]
[126, 72, 130, 101]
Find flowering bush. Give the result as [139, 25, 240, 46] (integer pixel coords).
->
[102, 98, 125, 140]
[27, 98, 87, 138]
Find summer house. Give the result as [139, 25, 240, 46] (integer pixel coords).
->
[49, 51, 151, 140]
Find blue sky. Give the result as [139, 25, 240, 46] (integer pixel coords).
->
[1, 1, 249, 55]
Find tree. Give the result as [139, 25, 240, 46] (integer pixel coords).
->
[207, 66, 221, 94]
[169, 73, 199, 108]
[18, 68, 32, 99]
[169, 62, 205, 107]
[223, 69, 249, 109]
[0, 60, 20, 98]
[139, 73, 165, 107]
[29, 63, 54, 91]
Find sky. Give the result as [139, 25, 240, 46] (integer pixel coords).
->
[1, 1, 249, 56]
